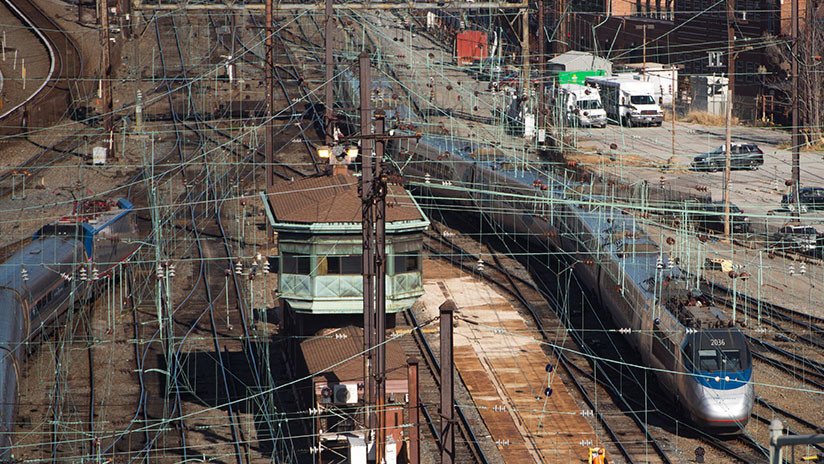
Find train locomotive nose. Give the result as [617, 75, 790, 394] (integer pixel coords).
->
[691, 379, 754, 431]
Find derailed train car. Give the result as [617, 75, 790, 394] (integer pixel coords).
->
[0, 198, 139, 459]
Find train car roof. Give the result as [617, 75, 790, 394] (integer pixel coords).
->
[33, 198, 133, 240]
[0, 237, 82, 295]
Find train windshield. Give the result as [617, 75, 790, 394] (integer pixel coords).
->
[685, 330, 751, 374]
[698, 350, 719, 371]
[34, 224, 82, 238]
[723, 350, 742, 370]
[697, 349, 743, 373]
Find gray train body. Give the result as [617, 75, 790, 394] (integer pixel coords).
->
[339, 65, 754, 431]
[392, 133, 754, 431]
[0, 199, 138, 459]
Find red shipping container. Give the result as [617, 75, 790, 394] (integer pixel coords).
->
[454, 31, 488, 66]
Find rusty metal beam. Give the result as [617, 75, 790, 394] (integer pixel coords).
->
[408, 357, 420, 464]
[100, 0, 114, 158]
[265, 0, 274, 241]
[324, 0, 334, 145]
[359, 51, 375, 442]
[440, 300, 456, 464]
[137, 2, 528, 11]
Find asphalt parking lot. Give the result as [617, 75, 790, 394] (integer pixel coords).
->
[573, 120, 824, 230]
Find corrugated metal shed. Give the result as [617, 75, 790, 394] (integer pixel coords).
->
[266, 174, 424, 225]
[547, 51, 612, 75]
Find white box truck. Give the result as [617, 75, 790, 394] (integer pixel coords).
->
[585, 76, 663, 127]
[556, 83, 607, 128]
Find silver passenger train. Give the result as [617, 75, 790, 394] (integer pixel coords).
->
[337, 64, 754, 432]
[0, 199, 138, 459]
[399, 135, 753, 431]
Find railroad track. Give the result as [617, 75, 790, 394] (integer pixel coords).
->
[708, 282, 824, 348]
[0, 0, 93, 198]
[397, 309, 492, 463]
[11, 6, 321, 462]
[135, 10, 313, 461]
[706, 285, 824, 391]
[422, 229, 673, 464]
[422, 225, 772, 463]
[0, 0, 84, 125]
[344, 15, 681, 461]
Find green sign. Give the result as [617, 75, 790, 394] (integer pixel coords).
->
[556, 69, 607, 85]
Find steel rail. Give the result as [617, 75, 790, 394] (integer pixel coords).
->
[0, 0, 56, 120]
[404, 308, 491, 464]
[421, 233, 648, 463]
[426, 232, 766, 463]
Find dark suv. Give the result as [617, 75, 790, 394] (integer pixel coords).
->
[691, 143, 764, 172]
[686, 202, 751, 234]
[781, 187, 824, 213]
[775, 225, 817, 253]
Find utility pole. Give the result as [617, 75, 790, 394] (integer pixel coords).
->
[358, 51, 376, 447]
[440, 300, 456, 464]
[642, 25, 647, 71]
[791, 0, 800, 218]
[537, 0, 545, 136]
[374, 109, 389, 463]
[521, 6, 530, 100]
[100, 0, 114, 159]
[635, 24, 655, 74]
[407, 358, 420, 464]
[325, 0, 335, 145]
[554, 0, 567, 54]
[265, 0, 274, 241]
[723, 0, 735, 237]
[671, 67, 676, 158]
[357, 61, 417, 463]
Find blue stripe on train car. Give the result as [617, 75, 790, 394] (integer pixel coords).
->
[694, 368, 752, 390]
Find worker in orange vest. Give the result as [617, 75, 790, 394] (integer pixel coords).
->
[589, 446, 608, 464]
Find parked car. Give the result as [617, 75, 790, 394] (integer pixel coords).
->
[690, 143, 764, 172]
[774, 224, 818, 253]
[686, 201, 751, 234]
[781, 186, 824, 213]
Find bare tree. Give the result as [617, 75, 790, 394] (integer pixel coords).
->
[763, 1, 824, 147]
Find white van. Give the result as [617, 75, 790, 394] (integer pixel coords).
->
[585, 76, 663, 127]
[557, 83, 607, 128]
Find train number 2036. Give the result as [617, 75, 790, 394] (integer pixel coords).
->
[710, 339, 726, 346]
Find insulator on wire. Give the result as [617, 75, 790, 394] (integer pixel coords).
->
[263, 261, 270, 274]
[656, 255, 664, 269]
[21, 267, 29, 282]
[235, 261, 243, 275]
[156, 264, 164, 279]
[800, 263, 806, 275]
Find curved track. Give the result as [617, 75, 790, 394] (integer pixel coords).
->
[0, 0, 84, 125]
